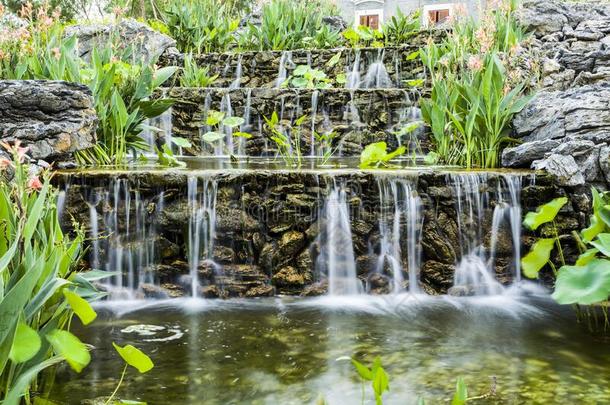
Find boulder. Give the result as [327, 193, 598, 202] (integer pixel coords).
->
[504, 83, 610, 186]
[0, 80, 97, 162]
[65, 19, 177, 64]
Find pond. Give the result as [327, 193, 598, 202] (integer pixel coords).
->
[50, 293, 610, 404]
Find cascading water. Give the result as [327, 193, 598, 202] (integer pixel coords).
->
[187, 176, 219, 298]
[219, 92, 234, 155]
[346, 50, 361, 89]
[276, 51, 294, 88]
[317, 181, 363, 295]
[83, 179, 165, 298]
[376, 178, 423, 293]
[449, 173, 524, 295]
[310, 90, 319, 157]
[140, 108, 174, 156]
[362, 50, 393, 89]
[229, 54, 243, 90]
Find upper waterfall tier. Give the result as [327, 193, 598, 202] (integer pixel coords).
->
[162, 46, 425, 90]
[54, 164, 587, 300]
[163, 87, 423, 157]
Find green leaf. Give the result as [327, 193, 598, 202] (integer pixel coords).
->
[424, 152, 439, 165]
[523, 197, 568, 231]
[293, 65, 309, 76]
[521, 238, 555, 279]
[46, 330, 90, 373]
[406, 79, 424, 87]
[172, 137, 192, 148]
[351, 358, 373, 381]
[576, 248, 599, 266]
[591, 233, 610, 257]
[222, 116, 245, 128]
[63, 290, 97, 326]
[233, 131, 253, 139]
[336, 73, 347, 85]
[326, 52, 342, 68]
[372, 365, 390, 398]
[206, 110, 225, 126]
[552, 259, 610, 305]
[202, 131, 226, 144]
[406, 50, 420, 61]
[113, 342, 154, 373]
[9, 323, 41, 363]
[291, 77, 309, 88]
[452, 377, 468, 405]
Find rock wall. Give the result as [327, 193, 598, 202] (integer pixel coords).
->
[503, 0, 610, 187]
[0, 80, 97, 163]
[164, 46, 424, 89]
[56, 169, 586, 298]
[167, 87, 423, 156]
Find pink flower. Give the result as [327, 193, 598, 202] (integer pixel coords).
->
[0, 157, 12, 170]
[27, 176, 43, 191]
[51, 47, 61, 60]
[467, 55, 483, 72]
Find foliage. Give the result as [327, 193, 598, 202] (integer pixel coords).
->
[521, 197, 568, 278]
[524, 189, 610, 308]
[359, 142, 406, 169]
[382, 8, 421, 46]
[0, 142, 105, 404]
[351, 357, 390, 405]
[452, 377, 468, 405]
[264, 112, 308, 167]
[284, 65, 332, 89]
[343, 25, 384, 48]
[180, 53, 218, 87]
[0, 6, 176, 166]
[420, 0, 532, 168]
[201, 110, 250, 154]
[105, 343, 154, 404]
[238, 0, 341, 51]
[161, 0, 240, 53]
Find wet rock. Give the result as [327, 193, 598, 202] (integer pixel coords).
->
[245, 285, 275, 297]
[302, 281, 328, 296]
[213, 245, 237, 264]
[532, 154, 585, 186]
[277, 231, 306, 258]
[420, 261, 455, 293]
[273, 266, 305, 288]
[140, 283, 169, 299]
[0, 80, 97, 162]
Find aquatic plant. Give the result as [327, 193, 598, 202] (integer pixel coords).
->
[0, 142, 105, 404]
[343, 25, 385, 48]
[350, 357, 390, 405]
[180, 53, 219, 87]
[284, 65, 333, 89]
[201, 109, 251, 153]
[105, 343, 154, 404]
[264, 112, 307, 167]
[359, 142, 406, 169]
[420, 0, 532, 168]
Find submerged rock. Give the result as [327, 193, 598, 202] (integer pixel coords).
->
[0, 80, 97, 163]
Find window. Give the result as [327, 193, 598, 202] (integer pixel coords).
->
[354, 8, 384, 28]
[428, 9, 450, 25]
[422, 3, 463, 28]
[360, 14, 380, 29]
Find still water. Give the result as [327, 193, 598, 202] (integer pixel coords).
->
[50, 294, 610, 404]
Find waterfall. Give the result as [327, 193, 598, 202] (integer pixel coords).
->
[317, 182, 362, 296]
[83, 179, 164, 298]
[220, 92, 234, 155]
[310, 90, 319, 157]
[187, 176, 219, 298]
[376, 178, 423, 293]
[201, 91, 212, 153]
[239, 88, 252, 156]
[346, 50, 361, 89]
[229, 54, 243, 90]
[276, 51, 294, 88]
[362, 50, 392, 89]
[450, 173, 524, 295]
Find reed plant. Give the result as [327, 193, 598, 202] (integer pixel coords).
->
[0, 142, 105, 404]
[420, 0, 532, 168]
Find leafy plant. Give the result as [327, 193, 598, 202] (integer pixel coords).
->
[104, 343, 154, 404]
[359, 142, 406, 169]
[0, 142, 107, 404]
[315, 130, 339, 165]
[201, 110, 251, 153]
[343, 25, 384, 48]
[285, 65, 332, 89]
[180, 53, 219, 87]
[351, 357, 390, 405]
[383, 9, 421, 46]
[264, 112, 307, 167]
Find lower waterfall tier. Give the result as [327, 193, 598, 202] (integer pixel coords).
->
[55, 164, 588, 299]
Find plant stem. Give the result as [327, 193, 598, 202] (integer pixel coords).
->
[553, 221, 566, 266]
[105, 363, 128, 405]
